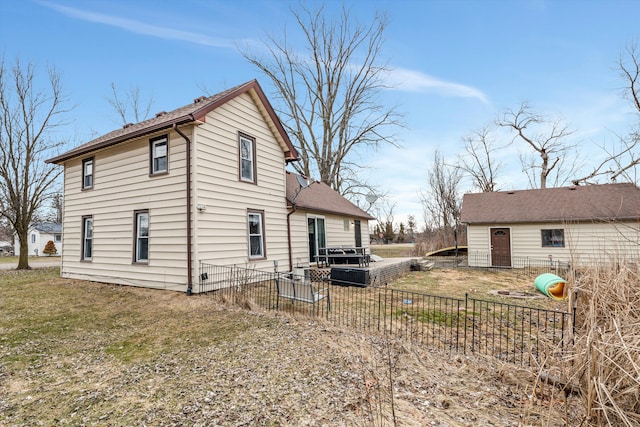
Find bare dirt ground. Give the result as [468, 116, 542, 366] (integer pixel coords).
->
[0, 268, 584, 426]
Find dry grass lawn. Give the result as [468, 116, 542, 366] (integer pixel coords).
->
[1, 267, 584, 426]
[393, 268, 567, 311]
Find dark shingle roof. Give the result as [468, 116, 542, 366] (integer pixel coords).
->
[33, 223, 62, 234]
[47, 80, 298, 164]
[286, 172, 375, 220]
[460, 183, 640, 224]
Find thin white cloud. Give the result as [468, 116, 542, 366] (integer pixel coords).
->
[38, 1, 236, 49]
[387, 67, 490, 104]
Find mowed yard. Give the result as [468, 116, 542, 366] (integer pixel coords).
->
[1, 267, 582, 426]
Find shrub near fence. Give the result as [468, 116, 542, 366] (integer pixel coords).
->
[199, 263, 574, 368]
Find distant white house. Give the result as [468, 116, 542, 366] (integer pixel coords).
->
[14, 223, 62, 257]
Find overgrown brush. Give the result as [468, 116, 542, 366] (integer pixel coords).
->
[568, 261, 640, 426]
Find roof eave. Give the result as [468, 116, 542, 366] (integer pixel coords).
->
[46, 115, 196, 164]
[292, 204, 375, 220]
[463, 216, 640, 225]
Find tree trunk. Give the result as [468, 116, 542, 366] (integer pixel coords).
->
[17, 230, 30, 269]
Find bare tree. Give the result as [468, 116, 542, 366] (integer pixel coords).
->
[573, 43, 640, 185]
[456, 124, 505, 192]
[0, 57, 69, 269]
[419, 150, 462, 247]
[107, 82, 154, 125]
[498, 102, 577, 188]
[242, 3, 401, 196]
[44, 192, 63, 223]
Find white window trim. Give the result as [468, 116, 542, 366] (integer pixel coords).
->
[239, 134, 256, 183]
[150, 136, 168, 175]
[82, 216, 93, 261]
[82, 157, 94, 189]
[248, 210, 265, 259]
[134, 210, 149, 263]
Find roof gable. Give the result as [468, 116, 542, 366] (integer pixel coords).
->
[460, 183, 640, 224]
[47, 80, 299, 164]
[286, 172, 374, 220]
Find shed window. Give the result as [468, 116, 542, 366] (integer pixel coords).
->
[541, 229, 564, 247]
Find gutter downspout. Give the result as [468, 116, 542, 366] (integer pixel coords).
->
[173, 123, 194, 295]
[286, 203, 297, 272]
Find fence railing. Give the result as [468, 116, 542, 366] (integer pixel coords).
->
[199, 262, 574, 367]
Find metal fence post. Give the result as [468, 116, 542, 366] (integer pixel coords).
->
[463, 293, 468, 354]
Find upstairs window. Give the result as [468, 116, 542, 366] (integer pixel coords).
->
[82, 157, 94, 189]
[239, 134, 256, 183]
[134, 210, 149, 263]
[82, 216, 93, 261]
[150, 136, 168, 175]
[248, 210, 265, 259]
[541, 229, 565, 247]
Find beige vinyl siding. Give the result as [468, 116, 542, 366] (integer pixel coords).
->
[193, 93, 290, 272]
[288, 210, 309, 267]
[325, 214, 363, 248]
[288, 210, 370, 267]
[467, 221, 640, 267]
[60, 131, 189, 291]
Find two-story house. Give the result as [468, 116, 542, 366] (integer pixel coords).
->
[47, 80, 372, 293]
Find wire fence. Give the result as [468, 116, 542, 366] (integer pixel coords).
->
[199, 263, 574, 368]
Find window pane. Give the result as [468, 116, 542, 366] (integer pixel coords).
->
[85, 219, 93, 238]
[241, 159, 253, 180]
[541, 229, 564, 247]
[249, 214, 260, 234]
[138, 213, 149, 237]
[135, 212, 149, 262]
[84, 239, 92, 259]
[152, 140, 167, 173]
[248, 212, 263, 257]
[154, 157, 167, 173]
[154, 142, 167, 157]
[83, 159, 93, 188]
[137, 238, 148, 261]
[250, 236, 262, 257]
[83, 218, 93, 260]
[240, 137, 254, 181]
[240, 139, 252, 160]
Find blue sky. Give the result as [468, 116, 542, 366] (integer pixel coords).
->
[1, 0, 639, 226]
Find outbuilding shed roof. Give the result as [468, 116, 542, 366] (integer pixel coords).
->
[460, 183, 640, 224]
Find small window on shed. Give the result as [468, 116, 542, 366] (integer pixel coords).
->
[541, 229, 564, 247]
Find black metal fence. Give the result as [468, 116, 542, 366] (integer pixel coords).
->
[199, 263, 574, 367]
[425, 253, 572, 279]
